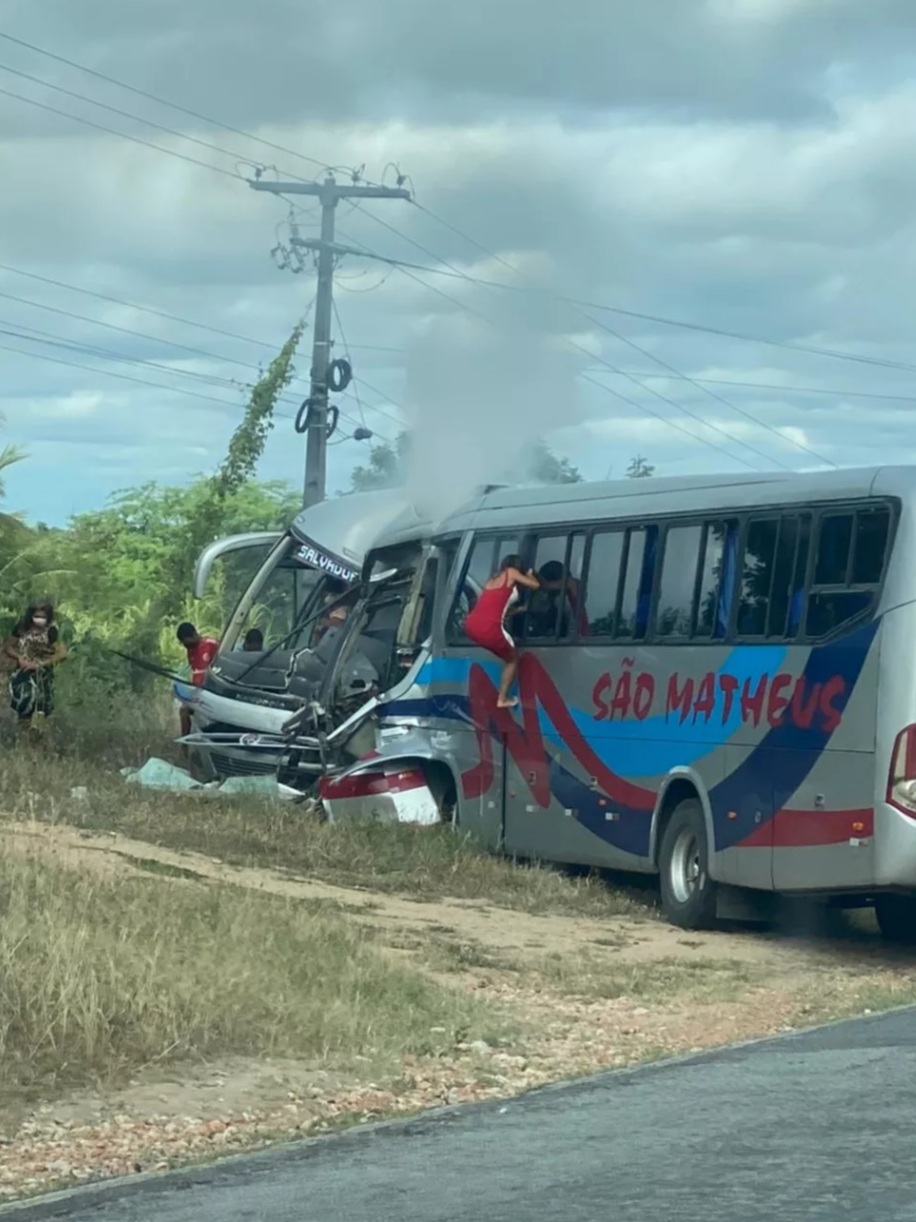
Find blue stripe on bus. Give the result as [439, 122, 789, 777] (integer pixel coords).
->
[387, 618, 878, 857]
[415, 646, 788, 775]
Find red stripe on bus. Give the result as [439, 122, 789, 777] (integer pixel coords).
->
[738, 808, 874, 848]
[319, 768, 427, 801]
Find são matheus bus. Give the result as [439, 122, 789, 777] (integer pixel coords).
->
[279, 465, 916, 942]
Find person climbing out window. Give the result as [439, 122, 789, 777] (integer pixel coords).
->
[3, 597, 68, 735]
[463, 553, 540, 708]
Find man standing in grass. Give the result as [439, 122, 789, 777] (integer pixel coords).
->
[175, 622, 219, 741]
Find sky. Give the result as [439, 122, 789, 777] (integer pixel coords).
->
[2, 0, 916, 525]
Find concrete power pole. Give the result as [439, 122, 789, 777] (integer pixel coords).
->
[250, 174, 411, 507]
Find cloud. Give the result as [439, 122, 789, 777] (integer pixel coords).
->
[0, 2, 914, 525]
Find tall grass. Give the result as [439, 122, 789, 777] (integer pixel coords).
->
[0, 852, 493, 1102]
[0, 743, 654, 920]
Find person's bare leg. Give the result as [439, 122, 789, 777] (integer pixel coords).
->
[497, 652, 519, 708]
[179, 705, 192, 762]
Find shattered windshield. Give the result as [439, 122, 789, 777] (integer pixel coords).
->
[226, 537, 351, 655]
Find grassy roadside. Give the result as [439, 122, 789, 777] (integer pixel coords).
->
[0, 850, 498, 1108]
[0, 747, 657, 920]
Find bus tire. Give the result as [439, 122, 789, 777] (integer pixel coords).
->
[874, 894, 916, 945]
[659, 799, 717, 930]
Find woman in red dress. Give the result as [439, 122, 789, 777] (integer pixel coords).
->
[464, 554, 540, 708]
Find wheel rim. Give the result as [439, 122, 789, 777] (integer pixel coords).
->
[669, 826, 704, 904]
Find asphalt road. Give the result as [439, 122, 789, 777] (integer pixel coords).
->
[7, 1007, 916, 1222]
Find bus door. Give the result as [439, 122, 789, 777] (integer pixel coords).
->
[501, 532, 595, 865]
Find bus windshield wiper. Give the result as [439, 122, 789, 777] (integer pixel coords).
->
[217, 591, 353, 688]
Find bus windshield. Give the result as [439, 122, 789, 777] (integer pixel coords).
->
[222, 535, 350, 656]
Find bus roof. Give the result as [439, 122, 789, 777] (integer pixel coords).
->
[431, 465, 916, 536]
[290, 488, 416, 567]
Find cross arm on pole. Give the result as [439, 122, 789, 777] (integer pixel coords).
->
[248, 181, 410, 203]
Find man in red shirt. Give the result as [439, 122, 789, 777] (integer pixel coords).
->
[176, 622, 219, 740]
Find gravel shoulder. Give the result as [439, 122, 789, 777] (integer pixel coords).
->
[2, 819, 915, 1203]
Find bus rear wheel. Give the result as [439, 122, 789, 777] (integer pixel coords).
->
[659, 799, 717, 930]
[874, 894, 916, 945]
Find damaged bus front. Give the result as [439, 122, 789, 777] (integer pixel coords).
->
[276, 511, 479, 824]
[183, 489, 420, 781]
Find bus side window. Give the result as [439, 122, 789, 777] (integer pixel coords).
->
[446, 534, 519, 642]
[787, 518, 810, 637]
[852, 506, 890, 584]
[805, 506, 889, 638]
[611, 526, 658, 641]
[583, 530, 626, 637]
[694, 519, 737, 640]
[446, 536, 495, 641]
[635, 526, 659, 638]
[656, 524, 702, 638]
[737, 518, 779, 636]
[524, 533, 585, 642]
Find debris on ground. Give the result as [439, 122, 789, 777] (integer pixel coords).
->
[120, 759, 303, 801]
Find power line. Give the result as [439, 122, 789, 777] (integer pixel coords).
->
[0, 334, 247, 409]
[577, 372, 759, 471]
[0, 83, 242, 180]
[341, 223, 778, 470]
[0, 322, 260, 398]
[1, 329, 395, 444]
[358, 205, 916, 379]
[6, 27, 908, 384]
[0, 30, 350, 178]
[349, 208, 828, 468]
[3, 31, 883, 460]
[0, 284, 275, 375]
[0, 261, 286, 351]
[575, 308, 836, 469]
[0, 60, 309, 183]
[0, 301, 323, 415]
[337, 225, 763, 468]
[331, 298, 366, 428]
[0, 267, 407, 436]
[586, 370, 916, 406]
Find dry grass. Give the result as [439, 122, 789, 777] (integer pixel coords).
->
[0, 850, 497, 1106]
[422, 932, 759, 1003]
[0, 747, 656, 921]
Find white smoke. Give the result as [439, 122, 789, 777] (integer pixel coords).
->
[401, 278, 585, 523]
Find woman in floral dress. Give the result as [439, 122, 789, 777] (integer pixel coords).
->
[3, 598, 68, 730]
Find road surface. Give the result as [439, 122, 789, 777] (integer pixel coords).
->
[6, 1007, 916, 1221]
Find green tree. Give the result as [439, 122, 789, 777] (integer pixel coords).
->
[627, 455, 655, 479]
[0, 433, 29, 556]
[348, 432, 411, 492]
[183, 321, 304, 574]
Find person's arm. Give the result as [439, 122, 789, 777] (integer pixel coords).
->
[47, 639, 68, 665]
[509, 567, 540, 590]
[2, 635, 21, 666]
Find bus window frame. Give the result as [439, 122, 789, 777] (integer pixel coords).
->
[802, 501, 895, 643]
[437, 495, 899, 655]
[520, 530, 586, 647]
[444, 529, 527, 647]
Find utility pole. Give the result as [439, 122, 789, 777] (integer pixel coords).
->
[250, 174, 411, 508]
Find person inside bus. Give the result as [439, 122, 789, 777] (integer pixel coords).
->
[464, 554, 539, 708]
[312, 577, 351, 645]
[522, 562, 588, 639]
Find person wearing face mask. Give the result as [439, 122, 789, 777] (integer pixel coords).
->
[3, 598, 68, 732]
